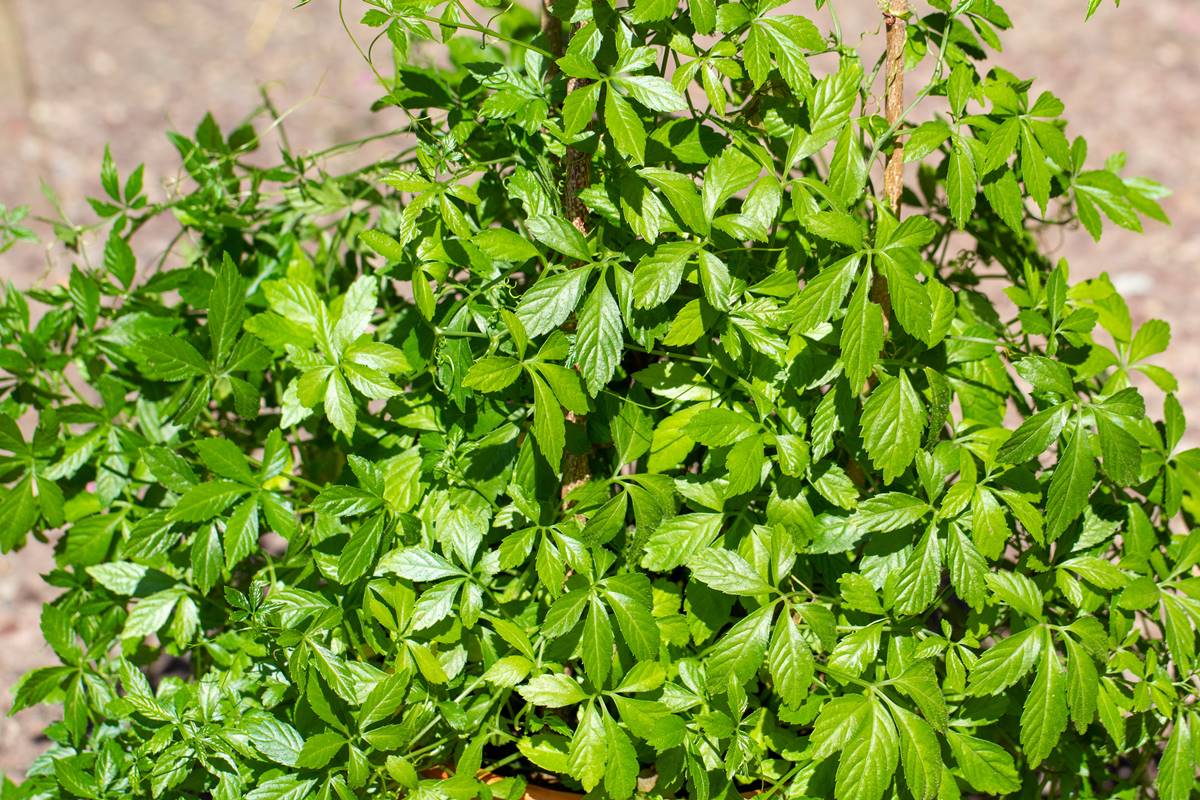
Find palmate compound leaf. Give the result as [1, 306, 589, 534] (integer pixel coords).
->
[0, 1, 1190, 798]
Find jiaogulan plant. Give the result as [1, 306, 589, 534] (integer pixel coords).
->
[1, 0, 1196, 797]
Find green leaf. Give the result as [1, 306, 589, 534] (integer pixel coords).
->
[791, 254, 859, 335]
[244, 714, 305, 767]
[535, 363, 589, 414]
[688, 547, 773, 596]
[324, 370, 357, 436]
[877, 253, 932, 342]
[768, 611, 813, 708]
[87, 561, 149, 595]
[377, 547, 463, 581]
[1063, 634, 1098, 733]
[602, 712, 639, 799]
[968, 625, 1042, 698]
[190, 524, 222, 594]
[474, 228, 540, 263]
[641, 513, 723, 571]
[563, 82, 601, 137]
[1020, 632, 1067, 767]
[835, 698, 899, 800]
[296, 732, 346, 769]
[861, 373, 924, 484]
[829, 124, 868, 206]
[852, 493, 929, 534]
[1093, 410, 1141, 486]
[104, 232, 135, 289]
[683, 407, 759, 446]
[702, 149, 761, 221]
[905, 120, 951, 163]
[359, 229, 406, 262]
[567, 704, 606, 791]
[581, 596, 614, 687]
[1130, 318, 1171, 363]
[947, 524, 988, 610]
[893, 705, 942, 800]
[134, 336, 209, 380]
[947, 731, 1020, 796]
[947, 140, 977, 229]
[463, 356, 524, 392]
[574, 278, 623, 396]
[604, 574, 660, 660]
[697, 250, 732, 311]
[604, 89, 647, 165]
[998, 403, 1070, 464]
[705, 605, 772, 688]
[689, 0, 715, 32]
[1021, 124, 1052, 212]
[208, 254, 245, 365]
[889, 527, 941, 616]
[245, 776, 315, 800]
[970, 487, 1008, 559]
[169, 481, 248, 522]
[1096, 678, 1126, 750]
[195, 437, 254, 484]
[828, 622, 882, 677]
[1156, 713, 1196, 800]
[633, 242, 697, 309]
[338, 513, 385, 584]
[789, 63, 862, 166]
[519, 674, 588, 708]
[1015, 355, 1074, 397]
[984, 117, 1021, 172]
[613, 696, 685, 751]
[811, 694, 871, 759]
[987, 570, 1045, 620]
[631, 0, 676, 23]
[121, 590, 182, 639]
[639, 168, 707, 234]
[841, 273, 884, 390]
[516, 266, 592, 337]
[526, 215, 591, 261]
[53, 758, 99, 799]
[757, 16, 821, 93]
[983, 169, 1026, 231]
[617, 75, 687, 112]
[1045, 419, 1096, 540]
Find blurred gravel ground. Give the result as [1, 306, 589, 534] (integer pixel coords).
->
[0, 0, 1197, 781]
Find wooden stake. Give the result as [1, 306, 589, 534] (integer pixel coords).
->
[882, 0, 909, 214]
[547, 14, 592, 501]
[540, 0, 562, 77]
[870, 0, 909, 320]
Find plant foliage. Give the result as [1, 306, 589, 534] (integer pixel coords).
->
[1, 0, 1195, 798]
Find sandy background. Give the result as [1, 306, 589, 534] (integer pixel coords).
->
[1, 0, 1198, 780]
